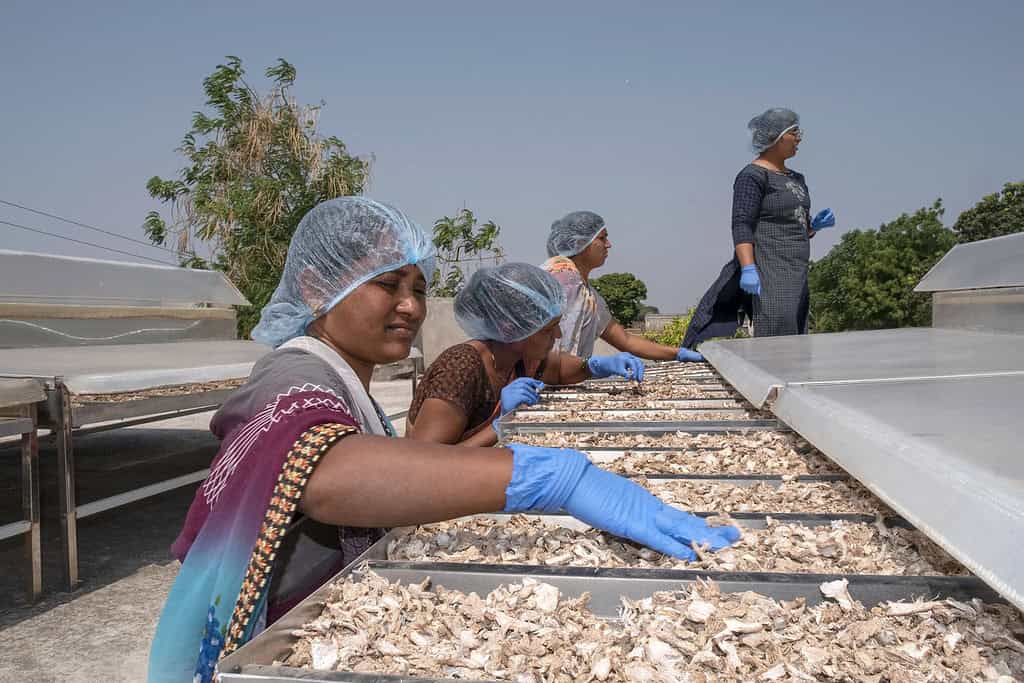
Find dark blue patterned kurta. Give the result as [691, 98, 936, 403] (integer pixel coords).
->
[683, 164, 812, 346]
[736, 164, 811, 337]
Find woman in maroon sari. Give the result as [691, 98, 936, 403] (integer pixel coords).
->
[148, 197, 739, 683]
[407, 262, 645, 447]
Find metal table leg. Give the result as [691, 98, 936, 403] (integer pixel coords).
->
[20, 402, 42, 601]
[54, 382, 79, 590]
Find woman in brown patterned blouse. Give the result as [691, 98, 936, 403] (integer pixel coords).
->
[407, 263, 645, 446]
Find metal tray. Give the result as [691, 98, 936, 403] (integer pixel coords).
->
[589, 379, 731, 390]
[639, 472, 849, 482]
[498, 419, 784, 440]
[529, 396, 747, 408]
[512, 407, 756, 418]
[558, 447, 844, 478]
[547, 378, 731, 389]
[217, 559, 998, 683]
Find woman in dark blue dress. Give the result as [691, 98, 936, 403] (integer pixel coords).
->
[684, 108, 834, 344]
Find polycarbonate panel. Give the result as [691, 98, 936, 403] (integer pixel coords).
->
[772, 374, 1024, 611]
[701, 327, 1024, 406]
[0, 340, 267, 393]
[0, 249, 248, 307]
[915, 231, 1024, 292]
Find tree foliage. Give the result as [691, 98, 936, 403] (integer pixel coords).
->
[953, 181, 1024, 244]
[429, 208, 503, 297]
[809, 200, 955, 332]
[643, 309, 694, 346]
[642, 307, 748, 346]
[591, 272, 648, 326]
[143, 56, 370, 337]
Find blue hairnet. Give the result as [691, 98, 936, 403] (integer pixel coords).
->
[251, 197, 436, 348]
[454, 263, 565, 343]
[748, 108, 800, 153]
[546, 211, 606, 258]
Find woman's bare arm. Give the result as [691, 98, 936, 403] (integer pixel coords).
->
[601, 321, 677, 360]
[406, 398, 499, 447]
[540, 351, 592, 385]
[302, 434, 511, 527]
[735, 242, 755, 267]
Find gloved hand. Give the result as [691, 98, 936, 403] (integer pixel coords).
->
[500, 377, 544, 415]
[811, 208, 835, 230]
[587, 353, 645, 381]
[503, 445, 741, 560]
[676, 347, 704, 362]
[739, 264, 761, 296]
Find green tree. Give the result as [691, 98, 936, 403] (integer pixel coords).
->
[809, 200, 955, 332]
[143, 56, 370, 337]
[591, 272, 648, 326]
[429, 208, 503, 297]
[643, 308, 694, 346]
[953, 181, 1024, 244]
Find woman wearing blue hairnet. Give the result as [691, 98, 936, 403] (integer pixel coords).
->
[541, 211, 707, 363]
[147, 198, 738, 683]
[406, 262, 646, 447]
[684, 108, 835, 345]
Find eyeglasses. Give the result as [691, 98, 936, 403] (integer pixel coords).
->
[786, 127, 803, 139]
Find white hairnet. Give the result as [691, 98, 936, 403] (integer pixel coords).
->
[251, 197, 436, 348]
[454, 263, 565, 342]
[748, 108, 800, 153]
[546, 211, 605, 258]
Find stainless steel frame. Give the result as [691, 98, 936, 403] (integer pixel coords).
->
[0, 378, 45, 601]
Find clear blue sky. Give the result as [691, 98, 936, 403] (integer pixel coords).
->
[2, 1, 1021, 310]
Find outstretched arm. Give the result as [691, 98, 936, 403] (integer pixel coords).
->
[405, 399, 499, 447]
[601, 321, 678, 360]
[303, 434, 511, 527]
[302, 434, 740, 561]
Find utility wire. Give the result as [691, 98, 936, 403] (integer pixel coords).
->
[0, 219, 178, 266]
[0, 198, 191, 257]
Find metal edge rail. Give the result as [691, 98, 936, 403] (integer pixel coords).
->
[699, 341, 781, 408]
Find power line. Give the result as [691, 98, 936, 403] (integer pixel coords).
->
[0, 198, 191, 257]
[0, 219, 178, 266]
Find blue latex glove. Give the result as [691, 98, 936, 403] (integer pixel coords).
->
[739, 264, 761, 296]
[504, 445, 741, 560]
[811, 208, 835, 230]
[587, 353, 645, 381]
[500, 377, 545, 415]
[676, 347, 704, 362]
